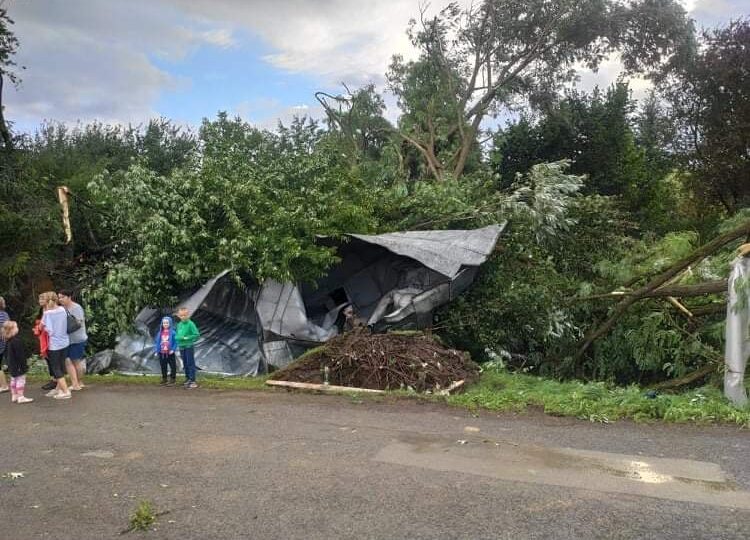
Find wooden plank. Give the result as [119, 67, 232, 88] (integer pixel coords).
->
[439, 380, 465, 396]
[266, 380, 385, 394]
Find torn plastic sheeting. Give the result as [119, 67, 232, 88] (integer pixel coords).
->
[724, 256, 749, 407]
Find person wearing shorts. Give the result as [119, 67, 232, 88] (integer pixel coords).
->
[58, 289, 88, 390]
[40, 292, 71, 399]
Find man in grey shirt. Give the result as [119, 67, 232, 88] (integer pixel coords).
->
[58, 289, 88, 390]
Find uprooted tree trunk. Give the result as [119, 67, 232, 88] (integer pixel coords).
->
[574, 219, 750, 365]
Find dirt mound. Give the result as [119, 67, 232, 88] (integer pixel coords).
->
[269, 330, 479, 392]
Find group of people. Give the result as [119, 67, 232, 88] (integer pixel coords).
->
[0, 294, 203, 404]
[0, 290, 88, 403]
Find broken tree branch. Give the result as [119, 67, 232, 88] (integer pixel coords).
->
[650, 362, 719, 391]
[667, 296, 694, 318]
[689, 303, 727, 317]
[575, 220, 750, 363]
[576, 280, 728, 302]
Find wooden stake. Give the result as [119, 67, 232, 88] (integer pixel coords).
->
[56, 186, 72, 244]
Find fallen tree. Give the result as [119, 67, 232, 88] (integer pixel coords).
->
[578, 280, 727, 301]
[574, 219, 750, 370]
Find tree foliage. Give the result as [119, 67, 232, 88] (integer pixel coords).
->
[664, 19, 750, 213]
[388, 0, 694, 180]
[81, 115, 376, 345]
[492, 84, 689, 233]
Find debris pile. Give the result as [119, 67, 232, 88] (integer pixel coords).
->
[269, 330, 479, 392]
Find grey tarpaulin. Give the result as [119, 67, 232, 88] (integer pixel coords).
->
[110, 224, 505, 375]
[724, 256, 750, 407]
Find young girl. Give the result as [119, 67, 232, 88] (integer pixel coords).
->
[154, 316, 177, 385]
[3, 320, 33, 404]
[33, 294, 54, 391]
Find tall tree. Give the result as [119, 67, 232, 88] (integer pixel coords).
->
[491, 85, 690, 233]
[316, 84, 393, 163]
[0, 8, 20, 152]
[388, 0, 694, 181]
[664, 19, 750, 213]
[493, 85, 636, 195]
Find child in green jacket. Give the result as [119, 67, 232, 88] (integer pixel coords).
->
[176, 307, 200, 389]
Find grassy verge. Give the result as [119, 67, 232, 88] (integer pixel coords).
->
[447, 369, 750, 427]
[26, 365, 750, 427]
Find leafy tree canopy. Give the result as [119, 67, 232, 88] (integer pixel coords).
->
[388, 0, 694, 180]
[664, 19, 750, 213]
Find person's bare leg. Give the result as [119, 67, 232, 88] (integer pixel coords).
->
[65, 358, 81, 390]
[76, 360, 86, 388]
[0, 370, 8, 391]
[55, 376, 70, 397]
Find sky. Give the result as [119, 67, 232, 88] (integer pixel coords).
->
[5, 0, 748, 134]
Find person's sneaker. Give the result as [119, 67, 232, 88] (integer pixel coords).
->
[70, 386, 83, 391]
[186, 382, 198, 389]
[159, 379, 168, 386]
[45, 389, 60, 397]
[0, 387, 8, 393]
[53, 392, 72, 400]
[166, 379, 175, 387]
[41, 380, 56, 391]
[16, 396, 33, 404]
[11, 395, 17, 402]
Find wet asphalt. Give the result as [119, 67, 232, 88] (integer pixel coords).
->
[1, 384, 749, 539]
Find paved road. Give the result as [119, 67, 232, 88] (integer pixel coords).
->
[1, 384, 749, 539]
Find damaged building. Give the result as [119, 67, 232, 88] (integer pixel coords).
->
[103, 224, 504, 376]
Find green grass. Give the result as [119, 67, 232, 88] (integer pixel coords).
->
[26, 363, 750, 427]
[447, 369, 750, 427]
[128, 500, 157, 532]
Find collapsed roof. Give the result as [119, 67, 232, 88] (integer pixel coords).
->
[111, 224, 505, 376]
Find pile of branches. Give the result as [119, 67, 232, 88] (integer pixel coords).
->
[270, 330, 479, 392]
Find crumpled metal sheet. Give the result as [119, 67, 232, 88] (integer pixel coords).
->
[347, 224, 505, 278]
[256, 279, 337, 343]
[114, 272, 264, 377]
[109, 224, 505, 376]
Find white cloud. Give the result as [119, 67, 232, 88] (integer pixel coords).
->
[200, 29, 237, 49]
[6, 0, 235, 128]
[690, 0, 745, 29]
[234, 97, 324, 131]
[5, 0, 747, 131]
[166, 0, 432, 86]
